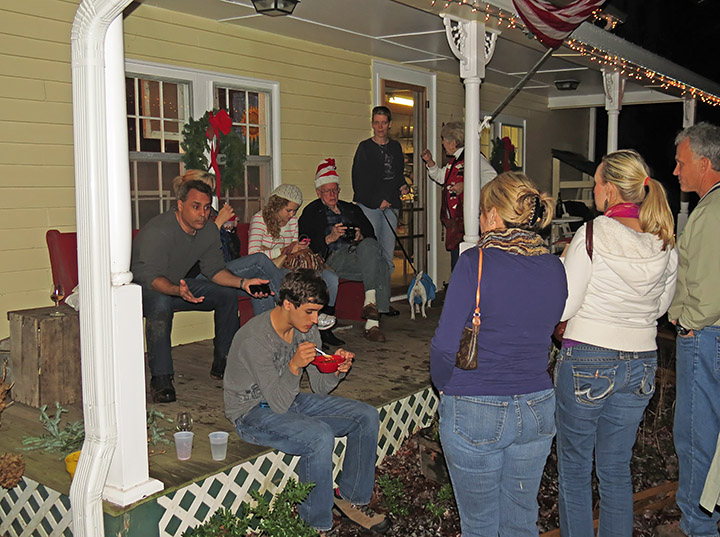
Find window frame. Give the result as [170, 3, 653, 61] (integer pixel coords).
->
[125, 60, 282, 225]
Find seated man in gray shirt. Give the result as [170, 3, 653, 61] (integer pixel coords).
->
[224, 269, 389, 535]
[131, 180, 268, 403]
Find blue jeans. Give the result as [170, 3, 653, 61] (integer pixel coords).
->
[327, 238, 390, 313]
[234, 393, 380, 531]
[356, 203, 397, 272]
[675, 326, 720, 537]
[554, 344, 657, 537]
[225, 253, 284, 315]
[439, 389, 556, 537]
[140, 278, 239, 377]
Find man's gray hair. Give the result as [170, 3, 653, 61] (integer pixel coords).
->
[675, 122, 720, 171]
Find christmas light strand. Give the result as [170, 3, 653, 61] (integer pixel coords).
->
[431, 1, 720, 106]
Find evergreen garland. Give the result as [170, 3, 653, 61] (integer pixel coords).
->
[180, 111, 247, 193]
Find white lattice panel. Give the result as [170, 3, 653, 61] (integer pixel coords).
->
[0, 476, 72, 537]
[0, 387, 438, 537]
[158, 387, 438, 536]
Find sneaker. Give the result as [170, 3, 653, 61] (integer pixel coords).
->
[318, 313, 337, 330]
[333, 491, 389, 534]
[150, 375, 176, 403]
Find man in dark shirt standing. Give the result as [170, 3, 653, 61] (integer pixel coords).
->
[351, 106, 408, 318]
[131, 180, 268, 403]
[299, 159, 392, 342]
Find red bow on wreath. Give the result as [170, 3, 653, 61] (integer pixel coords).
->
[502, 136, 515, 172]
[206, 109, 232, 198]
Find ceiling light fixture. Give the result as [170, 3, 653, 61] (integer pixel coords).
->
[554, 79, 580, 91]
[251, 0, 299, 17]
[388, 96, 414, 106]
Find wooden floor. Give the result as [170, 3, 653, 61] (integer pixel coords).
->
[0, 294, 442, 513]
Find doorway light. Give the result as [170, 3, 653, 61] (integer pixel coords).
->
[251, 0, 299, 16]
[388, 96, 414, 107]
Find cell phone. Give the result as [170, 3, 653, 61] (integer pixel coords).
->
[248, 283, 271, 295]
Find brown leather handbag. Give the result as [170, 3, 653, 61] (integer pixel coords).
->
[553, 219, 594, 343]
[455, 249, 483, 370]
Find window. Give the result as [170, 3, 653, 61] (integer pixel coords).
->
[479, 114, 526, 171]
[125, 61, 281, 229]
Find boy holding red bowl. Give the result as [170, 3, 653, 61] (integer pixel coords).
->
[224, 269, 389, 535]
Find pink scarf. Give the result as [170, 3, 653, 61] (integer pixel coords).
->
[605, 202, 639, 219]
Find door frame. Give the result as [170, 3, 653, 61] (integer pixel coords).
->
[372, 60, 438, 284]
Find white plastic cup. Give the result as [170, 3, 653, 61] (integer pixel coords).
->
[174, 431, 194, 461]
[208, 431, 229, 461]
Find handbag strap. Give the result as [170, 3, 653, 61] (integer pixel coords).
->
[472, 249, 483, 327]
[585, 219, 594, 260]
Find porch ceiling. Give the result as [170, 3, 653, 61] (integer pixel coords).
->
[136, 0, 716, 109]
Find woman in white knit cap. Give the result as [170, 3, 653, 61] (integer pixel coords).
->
[249, 184, 343, 348]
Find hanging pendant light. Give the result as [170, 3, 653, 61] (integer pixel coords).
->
[251, 0, 300, 17]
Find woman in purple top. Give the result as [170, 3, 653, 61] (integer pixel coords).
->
[431, 172, 567, 537]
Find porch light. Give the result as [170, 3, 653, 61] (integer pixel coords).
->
[554, 79, 580, 91]
[388, 96, 414, 107]
[251, 0, 299, 16]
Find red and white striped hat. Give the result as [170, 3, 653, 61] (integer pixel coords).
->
[315, 158, 340, 188]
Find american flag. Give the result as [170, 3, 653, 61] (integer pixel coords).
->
[512, 0, 606, 49]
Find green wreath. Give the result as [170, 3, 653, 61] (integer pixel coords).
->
[180, 110, 247, 193]
[489, 136, 520, 175]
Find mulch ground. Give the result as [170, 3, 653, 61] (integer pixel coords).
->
[332, 333, 682, 537]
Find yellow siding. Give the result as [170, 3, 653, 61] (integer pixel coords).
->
[0, 0, 587, 343]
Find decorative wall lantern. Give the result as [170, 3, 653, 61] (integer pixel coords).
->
[554, 79, 580, 91]
[251, 0, 299, 16]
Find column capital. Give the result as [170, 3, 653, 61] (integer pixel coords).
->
[602, 69, 625, 112]
[442, 15, 499, 80]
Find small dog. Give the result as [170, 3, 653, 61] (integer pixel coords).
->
[408, 271, 436, 320]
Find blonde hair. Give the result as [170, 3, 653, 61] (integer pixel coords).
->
[480, 171, 555, 231]
[599, 150, 675, 249]
[262, 195, 293, 239]
[172, 169, 216, 197]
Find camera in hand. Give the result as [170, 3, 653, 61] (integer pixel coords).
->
[343, 226, 357, 242]
[248, 283, 271, 295]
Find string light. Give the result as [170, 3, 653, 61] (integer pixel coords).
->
[430, 1, 720, 107]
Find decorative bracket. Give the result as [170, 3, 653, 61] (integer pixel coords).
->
[602, 69, 625, 112]
[442, 14, 499, 80]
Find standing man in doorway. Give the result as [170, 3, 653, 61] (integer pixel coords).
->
[664, 122, 720, 537]
[352, 105, 408, 316]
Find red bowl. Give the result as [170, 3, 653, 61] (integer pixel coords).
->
[311, 354, 344, 373]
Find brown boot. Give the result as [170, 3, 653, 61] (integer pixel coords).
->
[363, 326, 386, 342]
[333, 492, 389, 534]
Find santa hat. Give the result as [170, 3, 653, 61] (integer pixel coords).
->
[315, 158, 340, 189]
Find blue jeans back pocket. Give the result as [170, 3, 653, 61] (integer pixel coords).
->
[572, 364, 618, 406]
[527, 389, 556, 436]
[634, 361, 657, 398]
[453, 396, 508, 446]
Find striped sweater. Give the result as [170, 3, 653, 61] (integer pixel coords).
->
[248, 211, 299, 261]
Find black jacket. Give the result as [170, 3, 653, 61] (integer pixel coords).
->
[352, 138, 406, 209]
[298, 199, 376, 259]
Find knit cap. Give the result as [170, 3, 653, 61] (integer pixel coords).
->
[315, 158, 340, 188]
[271, 184, 303, 206]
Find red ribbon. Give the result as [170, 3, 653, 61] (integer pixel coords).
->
[502, 136, 515, 172]
[206, 109, 232, 198]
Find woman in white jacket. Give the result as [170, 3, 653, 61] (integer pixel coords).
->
[555, 149, 678, 537]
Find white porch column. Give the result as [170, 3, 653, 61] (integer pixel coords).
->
[677, 95, 697, 234]
[71, 1, 161, 535]
[602, 69, 624, 153]
[102, 16, 164, 506]
[442, 16, 498, 250]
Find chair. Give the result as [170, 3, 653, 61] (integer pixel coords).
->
[46, 230, 78, 304]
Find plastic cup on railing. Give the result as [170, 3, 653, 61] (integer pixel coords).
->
[208, 431, 229, 461]
[174, 431, 194, 461]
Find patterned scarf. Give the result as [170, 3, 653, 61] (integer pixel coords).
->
[478, 228, 549, 256]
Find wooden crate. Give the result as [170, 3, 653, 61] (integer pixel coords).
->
[7, 305, 81, 408]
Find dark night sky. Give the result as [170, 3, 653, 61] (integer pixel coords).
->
[589, 0, 720, 215]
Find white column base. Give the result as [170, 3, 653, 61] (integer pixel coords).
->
[103, 478, 164, 507]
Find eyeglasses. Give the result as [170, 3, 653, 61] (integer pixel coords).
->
[319, 187, 340, 195]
